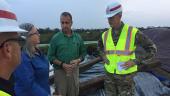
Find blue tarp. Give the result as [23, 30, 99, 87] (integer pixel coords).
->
[134, 72, 170, 96]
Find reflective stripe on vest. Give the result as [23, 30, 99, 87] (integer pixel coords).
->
[103, 26, 133, 55]
[0, 90, 11, 96]
[102, 24, 138, 74]
[104, 50, 134, 55]
[126, 26, 133, 50]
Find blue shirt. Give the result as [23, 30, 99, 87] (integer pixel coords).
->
[14, 51, 50, 96]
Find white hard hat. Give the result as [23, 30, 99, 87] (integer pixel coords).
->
[106, 1, 122, 18]
[0, 0, 27, 33]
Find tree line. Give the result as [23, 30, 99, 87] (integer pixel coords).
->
[38, 27, 170, 44]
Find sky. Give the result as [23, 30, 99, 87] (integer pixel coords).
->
[6, 0, 170, 29]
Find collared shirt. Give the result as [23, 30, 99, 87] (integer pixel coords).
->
[48, 32, 86, 69]
[98, 22, 157, 65]
[0, 77, 15, 96]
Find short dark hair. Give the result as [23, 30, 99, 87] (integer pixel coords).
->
[60, 12, 72, 21]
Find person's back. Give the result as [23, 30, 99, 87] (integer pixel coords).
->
[0, 0, 27, 96]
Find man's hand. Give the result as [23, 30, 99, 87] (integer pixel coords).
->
[70, 59, 81, 67]
[62, 63, 73, 74]
[121, 60, 135, 69]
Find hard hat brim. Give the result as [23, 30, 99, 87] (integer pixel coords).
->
[106, 12, 118, 18]
[0, 26, 27, 33]
[106, 10, 122, 18]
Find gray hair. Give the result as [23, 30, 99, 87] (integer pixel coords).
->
[19, 23, 34, 37]
[19, 23, 36, 58]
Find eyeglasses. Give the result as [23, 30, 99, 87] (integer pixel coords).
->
[28, 31, 40, 36]
[0, 37, 26, 48]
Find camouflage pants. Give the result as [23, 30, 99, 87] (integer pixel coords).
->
[104, 71, 136, 96]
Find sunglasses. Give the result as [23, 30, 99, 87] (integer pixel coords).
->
[0, 37, 26, 48]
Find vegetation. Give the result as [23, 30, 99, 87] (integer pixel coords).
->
[39, 27, 169, 44]
[38, 27, 170, 55]
[38, 28, 107, 44]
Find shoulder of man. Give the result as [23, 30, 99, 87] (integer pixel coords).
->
[53, 32, 62, 38]
[135, 29, 148, 40]
[100, 29, 108, 39]
[74, 32, 83, 40]
[98, 30, 108, 47]
[50, 32, 62, 41]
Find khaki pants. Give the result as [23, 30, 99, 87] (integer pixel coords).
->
[54, 68, 79, 96]
[105, 71, 136, 96]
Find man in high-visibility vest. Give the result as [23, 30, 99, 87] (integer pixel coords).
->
[0, 0, 27, 96]
[98, 1, 157, 96]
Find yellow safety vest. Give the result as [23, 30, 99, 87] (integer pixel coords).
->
[0, 90, 11, 96]
[102, 24, 138, 74]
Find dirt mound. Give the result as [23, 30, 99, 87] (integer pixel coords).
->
[142, 28, 170, 72]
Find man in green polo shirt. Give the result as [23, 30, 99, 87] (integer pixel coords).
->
[48, 12, 86, 96]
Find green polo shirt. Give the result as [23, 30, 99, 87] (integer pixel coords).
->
[48, 32, 86, 69]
